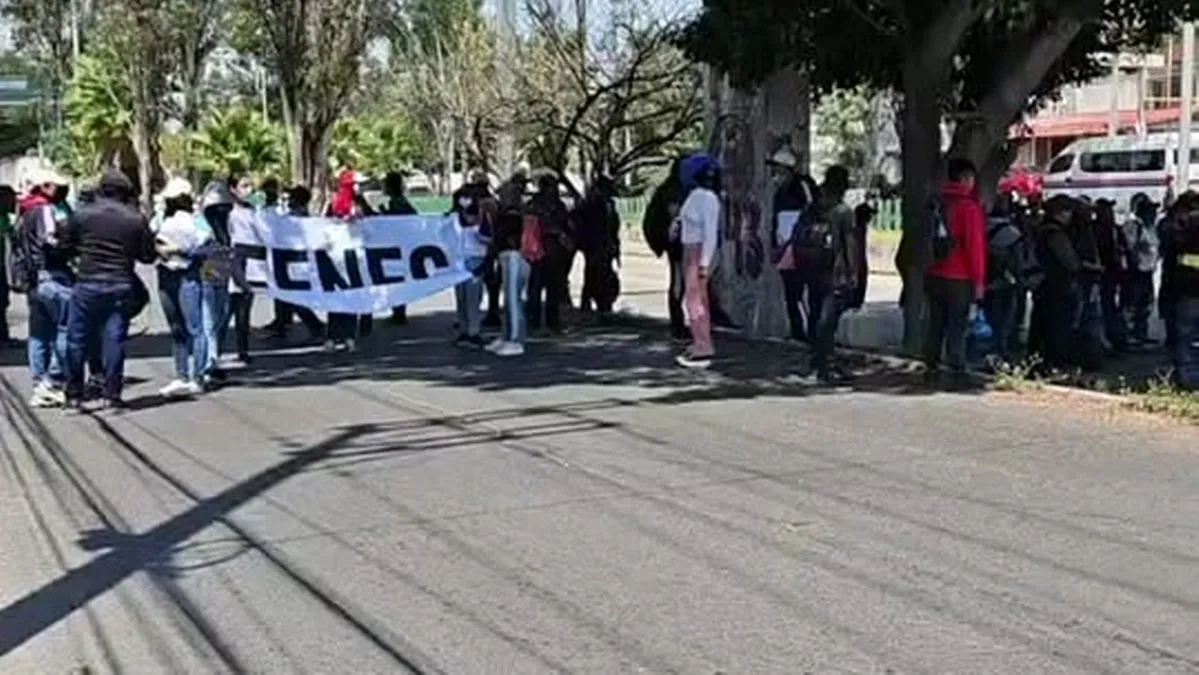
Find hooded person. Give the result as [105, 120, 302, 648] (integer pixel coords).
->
[573, 175, 621, 317]
[675, 153, 723, 368]
[768, 146, 823, 343]
[379, 171, 419, 325]
[1029, 195, 1083, 372]
[154, 177, 210, 397]
[642, 157, 688, 339]
[197, 179, 247, 384]
[59, 169, 159, 408]
[525, 171, 572, 333]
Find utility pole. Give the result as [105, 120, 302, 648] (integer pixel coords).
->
[1178, 22, 1194, 197]
[495, 0, 518, 178]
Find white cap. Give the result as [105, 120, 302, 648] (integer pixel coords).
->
[161, 176, 193, 199]
[27, 167, 67, 187]
[768, 147, 798, 169]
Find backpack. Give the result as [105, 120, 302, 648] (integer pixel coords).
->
[986, 219, 1023, 289]
[9, 206, 52, 293]
[520, 213, 545, 263]
[790, 203, 835, 272]
[930, 198, 955, 261]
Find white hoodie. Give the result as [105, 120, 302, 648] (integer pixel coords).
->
[154, 211, 210, 271]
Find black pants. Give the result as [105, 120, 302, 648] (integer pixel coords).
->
[1124, 271, 1155, 341]
[781, 269, 828, 342]
[983, 285, 1021, 361]
[1099, 279, 1128, 350]
[1031, 284, 1077, 370]
[667, 256, 686, 337]
[811, 287, 850, 372]
[230, 293, 254, 359]
[484, 261, 501, 320]
[527, 256, 567, 330]
[274, 299, 325, 337]
[329, 313, 373, 342]
[923, 275, 973, 372]
[581, 251, 614, 314]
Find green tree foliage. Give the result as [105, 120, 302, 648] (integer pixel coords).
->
[189, 106, 286, 179]
[329, 114, 424, 177]
[815, 86, 874, 180]
[48, 53, 133, 177]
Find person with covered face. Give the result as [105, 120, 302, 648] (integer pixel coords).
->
[675, 153, 722, 369]
[1029, 195, 1083, 372]
[153, 177, 210, 398]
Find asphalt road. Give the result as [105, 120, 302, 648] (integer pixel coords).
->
[0, 259, 1197, 674]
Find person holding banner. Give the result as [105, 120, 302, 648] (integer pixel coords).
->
[485, 202, 530, 357]
[381, 171, 419, 326]
[198, 181, 250, 384]
[453, 200, 490, 348]
[153, 178, 209, 398]
[228, 172, 262, 364]
[325, 169, 375, 352]
[266, 184, 326, 343]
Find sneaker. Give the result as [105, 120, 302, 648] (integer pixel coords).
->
[159, 379, 192, 398]
[676, 352, 713, 369]
[485, 338, 506, 353]
[98, 398, 127, 411]
[181, 380, 204, 396]
[453, 333, 472, 346]
[464, 335, 487, 348]
[495, 342, 525, 357]
[85, 376, 104, 400]
[323, 340, 338, 353]
[344, 339, 357, 353]
[29, 383, 64, 408]
[816, 367, 853, 385]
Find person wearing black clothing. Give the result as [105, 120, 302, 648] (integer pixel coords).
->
[809, 165, 861, 384]
[983, 200, 1029, 364]
[60, 170, 158, 407]
[642, 158, 687, 340]
[526, 174, 572, 333]
[1029, 196, 1082, 372]
[574, 176, 621, 317]
[1162, 193, 1199, 388]
[769, 152, 821, 343]
[1094, 199, 1131, 353]
[381, 171, 419, 325]
[1071, 200, 1106, 369]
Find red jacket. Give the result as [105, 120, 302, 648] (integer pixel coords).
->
[927, 181, 987, 298]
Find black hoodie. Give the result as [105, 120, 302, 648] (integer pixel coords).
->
[61, 170, 156, 283]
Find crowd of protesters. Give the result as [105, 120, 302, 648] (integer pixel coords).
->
[6, 147, 1199, 412]
[1, 162, 626, 410]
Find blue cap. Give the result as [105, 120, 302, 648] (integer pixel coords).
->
[680, 153, 718, 191]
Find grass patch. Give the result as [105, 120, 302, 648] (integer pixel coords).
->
[991, 356, 1044, 392]
[1125, 374, 1199, 422]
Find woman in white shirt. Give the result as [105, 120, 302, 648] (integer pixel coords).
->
[154, 178, 211, 397]
[676, 156, 722, 368]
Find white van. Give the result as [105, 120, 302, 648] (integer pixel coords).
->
[1042, 132, 1199, 211]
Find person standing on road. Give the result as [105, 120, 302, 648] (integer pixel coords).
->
[922, 158, 987, 388]
[381, 171, 419, 326]
[574, 175, 621, 319]
[769, 147, 822, 343]
[325, 169, 374, 351]
[675, 154, 722, 369]
[808, 165, 860, 384]
[1123, 192, 1161, 346]
[525, 173, 572, 334]
[1161, 192, 1199, 389]
[485, 200, 530, 357]
[198, 181, 249, 384]
[642, 157, 688, 341]
[60, 169, 159, 409]
[153, 178, 210, 398]
[227, 171, 262, 364]
[1029, 196, 1082, 373]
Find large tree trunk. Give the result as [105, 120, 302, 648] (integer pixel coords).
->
[290, 122, 332, 209]
[713, 67, 809, 339]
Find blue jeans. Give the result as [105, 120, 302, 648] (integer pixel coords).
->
[27, 273, 72, 385]
[66, 281, 135, 401]
[499, 251, 530, 344]
[455, 256, 486, 337]
[1173, 296, 1199, 390]
[158, 268, 207, 381]
[202, 283, 230, 374]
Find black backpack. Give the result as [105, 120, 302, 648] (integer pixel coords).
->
[929, 198, 955, 261]
[791, 203, 835, 272]
[9, 207, 49, 293]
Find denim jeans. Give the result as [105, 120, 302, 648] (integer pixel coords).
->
[158, 267, 207, 381]
[499, 251, 529, 344]
[811, 287, 850, 373]
[781, 269, 828, 343]
[66, 281, 135, 401]
[202, 283, 231, 374]
[28, 273, 72, 385]
[923, 275, 974, 372]
[455, 257, 486, 337]
[1174, 296, 1199, 390]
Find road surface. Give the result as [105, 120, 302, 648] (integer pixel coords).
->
[0, 261, 1196, 674]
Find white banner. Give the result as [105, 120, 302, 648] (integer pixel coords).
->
[241, 214, 472, 314]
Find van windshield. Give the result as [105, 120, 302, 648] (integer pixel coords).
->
[1079, 150, 1165, 173]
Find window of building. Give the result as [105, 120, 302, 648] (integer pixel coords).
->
[1078, 150, 1165, 173]
[1047, 154, 1075, 174]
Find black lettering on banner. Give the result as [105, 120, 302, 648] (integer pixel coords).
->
[315, 249, 366, 292]
[235, 244, 269, 289]
[409, 245, 450, 280]
[272, 249, 311, 290]
[366, 246, 406, 285]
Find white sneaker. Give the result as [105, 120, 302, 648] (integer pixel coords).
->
[181, 380, 204, 396]
[495, 342, 525, 357]
[344, 339, 357, 353]
[485, 338, 506, 353]
[159, 379, 192, 398]
[29, 382, 64, 408]
[323, 340, 337, 353]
